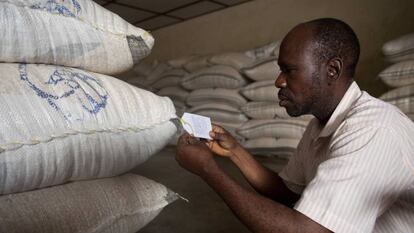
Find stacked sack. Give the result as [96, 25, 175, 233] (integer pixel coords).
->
[0, 1, 178, 232]
[238, 42, 313, 158]
[379, 32, 414, 121]
[183, 53, 253, 142]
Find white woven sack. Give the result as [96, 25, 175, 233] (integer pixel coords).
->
[0, 174, 178, 233]
[237, 119, 308, 139]
[132, 60, 158, 76]
[129, 62, 171, 88]
[380, 84, 414, 101]
[168, 55, 197, 68]
[245, 41, 280, 60]
[242, 57, 280, 81]
[241, 101, 314, 121]
[152, 68, 188, 89]
[0, 0, 154, 75]
[189, 103, 248, 124]
[208, 52, 255, 70]
[382, 32, 414, 63]
[186, 88, 247, 107]
[240, 80, 279, 101]
[243, 137, 299, 158]
[183, 55, 213, 72]
[181, 65, 248, 90]
[242, 101, 290, 119]
[0, 63, 177, 194]
[378, 60, 414, 87]
[157, 86, 189, 103]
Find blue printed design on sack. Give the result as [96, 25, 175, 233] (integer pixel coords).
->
[19, 64, 108, 120]
[30, 0, 81, 17]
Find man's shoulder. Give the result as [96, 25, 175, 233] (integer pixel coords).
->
[341, 91, 413, 133]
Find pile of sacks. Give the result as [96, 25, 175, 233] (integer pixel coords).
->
[379, 32, 414, 121]
[131, 41, 313, 158]
[0, 1, 179, 232]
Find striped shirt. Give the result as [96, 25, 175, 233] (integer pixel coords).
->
[279, 81, 414, 233]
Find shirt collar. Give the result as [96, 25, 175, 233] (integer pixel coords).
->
[316, 81, 362, 139]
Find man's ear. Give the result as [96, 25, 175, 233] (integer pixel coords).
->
[327, 58, 343, 81]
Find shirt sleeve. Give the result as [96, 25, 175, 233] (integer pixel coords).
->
[294, 126, 413, 233]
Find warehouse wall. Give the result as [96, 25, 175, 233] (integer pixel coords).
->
[140, 0, 414, 97]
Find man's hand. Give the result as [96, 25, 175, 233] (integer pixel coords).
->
[206, 124, 239, 157]
[176, 133, 218, 178]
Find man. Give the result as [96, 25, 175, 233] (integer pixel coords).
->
[175, 18, 414, 233]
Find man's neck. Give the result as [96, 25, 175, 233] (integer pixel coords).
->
[313, 79, 353, 125]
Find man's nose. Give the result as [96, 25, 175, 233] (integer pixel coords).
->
[275, 73, 286, 88]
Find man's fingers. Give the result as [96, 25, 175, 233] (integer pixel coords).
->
[212, 124, 226, 134]
[177, 132, 191, 145]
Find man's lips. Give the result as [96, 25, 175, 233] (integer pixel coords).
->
[278, 94, 290, 106]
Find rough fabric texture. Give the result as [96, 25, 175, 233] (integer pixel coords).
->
[240, 80, 280, 101]
[152, 68, 188, 90]
[241, 102, 314, 121]
[181, 65, 248, 90]
[0, 0, 154, 75]
[0, 174, 178, 233]
[237, 119, 309, 139]
[183, 55, 213, 73]
[189, 103, 248, 124]
[242, 101, 289, 119]
[244, 41, 280, 61]
[379, 60, 414, 87]
[186, 88, 247, 107]
[382, 32, 414, 63]
[129, 62, 171, 88]
[242, 57, 280, 81]
[0, 63, 177, 194]
[243, 137, 300, 158]
[208, 52, 255, 70]
[167, 55, 197, 68]
[157, 86, 190, 103]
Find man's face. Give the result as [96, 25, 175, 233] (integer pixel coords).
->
[275, 26, 322, 117]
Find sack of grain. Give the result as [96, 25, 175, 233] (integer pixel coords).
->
[0, 0, 153, 75]
[183, 55, 213, 72]
[378, 60, 414, 87]
[168, 55, 198, 68]
[241, 57, 280, 81]
[208, 52, 255, 70]
[189, 103, 248, 124]
[186, 88, 247, 107]
[245, 41, 280, 60]
[382, 32, 414, 63]
[127, 62, 171, 89]
[240, 80, 279, 101]
[0, 63, 177, 194]
[152, 68, 188, 90]
[157, 86, 190, 103]
[237, 119, 309, 139]
[0, 174, 178, 233]
[181, 65, 248, 90]
[243, 137, 300, 158]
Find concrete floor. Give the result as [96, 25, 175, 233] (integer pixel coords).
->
[132, 146, 288, 233]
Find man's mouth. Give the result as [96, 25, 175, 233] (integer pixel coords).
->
[278, 94, 290, 106]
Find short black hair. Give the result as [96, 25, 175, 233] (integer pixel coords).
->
[306, 18, 360, 78]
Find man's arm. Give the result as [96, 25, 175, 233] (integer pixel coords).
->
[176, 133, 332, 233]
[207, 125, 300, 206]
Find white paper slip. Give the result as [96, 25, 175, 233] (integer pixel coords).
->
[180, 112, 212, 139]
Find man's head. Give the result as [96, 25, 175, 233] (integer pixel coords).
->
[275, 18, 360, 122]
